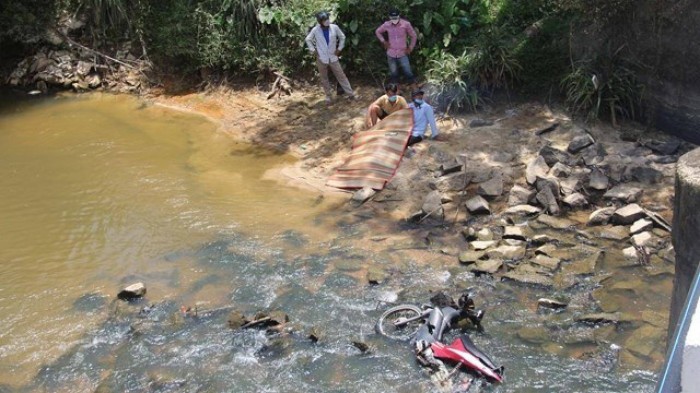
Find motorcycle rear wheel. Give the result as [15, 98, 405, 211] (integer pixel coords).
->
[375, 305, 423, 340]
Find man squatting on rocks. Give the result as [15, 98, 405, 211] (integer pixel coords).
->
[305, 11, 356, 105]
[375, 8, 418, 88]
[365, 83, 408, 129]
[408, 89, 439, 146]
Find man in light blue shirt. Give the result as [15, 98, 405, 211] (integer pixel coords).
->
[407, 89, 439, 146]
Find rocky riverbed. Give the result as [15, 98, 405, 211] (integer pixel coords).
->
[145, 87, 696, 372]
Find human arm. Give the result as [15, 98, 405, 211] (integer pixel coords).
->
[305, 28, 316, 54]
[406, 21, 417, 53]
[335, 25, 346, 52]
[426, 105, 439, 138]
[375, 23, 390, 49]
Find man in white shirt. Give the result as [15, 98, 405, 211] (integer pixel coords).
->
[305, 11, 356, 105]
[408, 89, 440, 146]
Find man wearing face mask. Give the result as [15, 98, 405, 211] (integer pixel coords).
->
[375, 8, 418, 87]
[305, 11, 356, 105]
[408, 90, 439, 146]
[365, 83, 408, 129]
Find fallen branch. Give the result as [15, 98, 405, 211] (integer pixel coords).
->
[57, 30, 141, 71]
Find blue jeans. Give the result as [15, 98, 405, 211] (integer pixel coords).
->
[387, 55, 415, 84]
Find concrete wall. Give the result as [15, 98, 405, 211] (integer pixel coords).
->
[574, 2, 700, 143]
[671, 148, 700, 334]
[673, 148, 700, 392]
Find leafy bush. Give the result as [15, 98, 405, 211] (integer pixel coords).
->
[0, 0, 58, 44]
[466, 26, 521, 92]
[561, 46, 644, 123]
[425, 50, 481, 113]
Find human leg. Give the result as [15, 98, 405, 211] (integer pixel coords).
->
[387, 56, 400, 84]
[365, 104, 380, 128]
[365, 105, 388, 128]
[316, 59, 332, 101]
[329, 61, 354, 96]
[398, 56, 416, 85]
[407, 135, 423, 146]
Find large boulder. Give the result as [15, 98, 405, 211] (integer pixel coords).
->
[604, 185, 643, 203]
[526, 156, 550, 185]
[536, 186, 560, 215]
[537, 214, 576, 229]
[487, 245, 526, 260]
[421, 190, 444, 219]
[477, 173, 504, 197]
[588, 207, 617, 226]
[611, 204, 646, 225]
[562, 193, 588, 208]
[588, 169, 609, 191]
[465, 195, 491, 214]
[504, 204, 542, 216]
[539, 145, 576, 166]
[630, 218, 654, 235]
[117, 282, 146, 300]
[508, 184, 535, 206]
[568, 134, 594, 153]
[549, 162, 572, 178]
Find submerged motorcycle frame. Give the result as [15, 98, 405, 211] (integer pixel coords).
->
[376, 293, 504, 384]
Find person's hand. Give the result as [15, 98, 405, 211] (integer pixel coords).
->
[382, 41, 390, 50]
[406, 47, 413, 55]
[334, 49, 341, 56]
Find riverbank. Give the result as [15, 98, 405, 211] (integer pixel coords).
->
[152, 83, 694, 371]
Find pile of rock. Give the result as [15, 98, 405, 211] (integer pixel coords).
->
[6, 43, 151, 94]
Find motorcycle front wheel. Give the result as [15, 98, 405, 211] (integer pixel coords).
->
[375, 305, 423, 340]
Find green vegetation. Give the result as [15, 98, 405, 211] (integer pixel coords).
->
[561, 46, 644, 125]
[0, 0, 646, 121]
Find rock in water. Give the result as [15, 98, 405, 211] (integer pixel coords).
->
[612, 204, 646, 225]
[588, 207, 616, 226]
[538, 298, 568, 309]
[117, 282, 146, 300]
[604, 185, 643, 203]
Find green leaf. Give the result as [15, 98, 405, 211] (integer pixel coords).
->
[433, 13, 445, 26]
[423, 12, 433, 34]
[443, 33, 452, 47]
[351, 36, 359, 46]
[257, 6, 274, 24]
[349, 19, 358, 33]
[450, 24, 459, 35]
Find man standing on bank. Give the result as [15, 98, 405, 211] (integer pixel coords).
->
[305, 11, 356, 105]
[375, 8, 418, 88]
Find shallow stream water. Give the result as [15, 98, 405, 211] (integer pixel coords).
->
[0, 93, 664, 392]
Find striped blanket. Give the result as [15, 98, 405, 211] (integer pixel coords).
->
[326, 108, 413, 190]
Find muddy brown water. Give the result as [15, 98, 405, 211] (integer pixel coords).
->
[0, 93, 666, 392]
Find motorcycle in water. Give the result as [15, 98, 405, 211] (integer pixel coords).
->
[375, 292, 504, 386]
